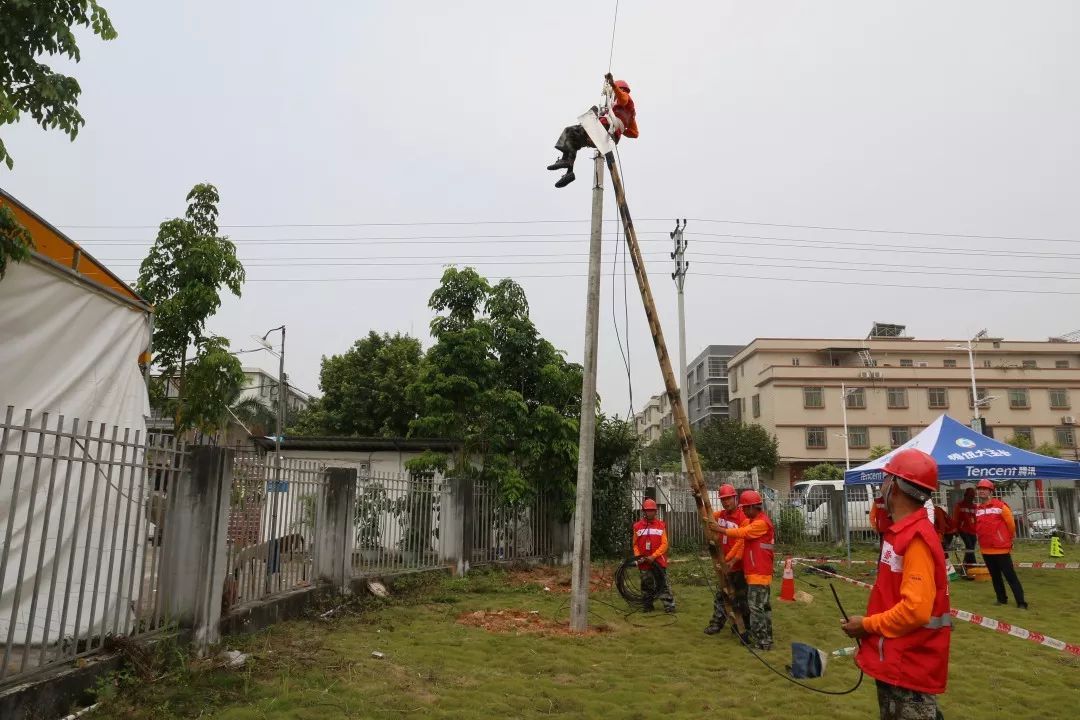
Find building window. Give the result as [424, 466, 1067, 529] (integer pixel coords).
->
[752, 394, 760, 418]
[847, 426, 869, 448]
[944, 359, 957, 368]
[1008, 388, 1030, 409]
[708, 357, 728, 378]
[927, 387, 949, 409]
[803, 387, 824, 408]
[1055, 427, 1076, 448]
[1056, 360, 1069, 369]
[792, 357, 801, 366]
[710, 385, 729, 406]
[730, 398, 742, 421]
[886, 387, 908, 409]
[1050, 389, 1071, 409]
[983, 360, 992, 368]
[890, 427, 911, 447]
[900, 359, 913, 367]
[730, 373, 738, 393]
[968, 388, 990, 409]
[1013, 427, 1034, 445]
[686, 372, 693, 389]
[845, 387, 866, 409]
[1022, 360, 1037, 369]
[696, 365, 704, 382]
[806, 427, 827, 449]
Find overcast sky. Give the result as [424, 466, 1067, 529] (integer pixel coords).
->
[4, 1, 1079, 419]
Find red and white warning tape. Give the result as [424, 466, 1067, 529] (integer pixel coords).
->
[789, 557, 878, 566]
[792, 560, 1080, 656]
[1016, 561, 1079, 570]
[949, 608, 1080, 657]
[791, 560, 874, 589]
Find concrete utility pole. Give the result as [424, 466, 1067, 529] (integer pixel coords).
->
[261, 325, 286, 596]
[569, 153, 605, 632]
[671, 219, 689, 474]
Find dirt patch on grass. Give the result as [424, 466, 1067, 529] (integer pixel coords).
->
[507, 566, 614, 594]
[456, 609, 610, 636]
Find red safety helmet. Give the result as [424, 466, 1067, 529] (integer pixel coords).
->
[976, 479, 995, 490]
[738, 490, 763, 507]
[614, 79, 630, 92]
[882, 448, 938, 493]
[642, 498, 658, 511]
[718, 483, 738, 499]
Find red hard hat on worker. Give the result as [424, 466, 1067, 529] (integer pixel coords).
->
[718, 483, 738, 499]
[976, 479, 994, 490]
[883, 448, 938, 492]
[739, 490, 762, 507]
[642, 498, 658, 511]
[614, 79, 630, 92]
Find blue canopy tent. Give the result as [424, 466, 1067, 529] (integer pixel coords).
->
[845, 414, 1080, 485]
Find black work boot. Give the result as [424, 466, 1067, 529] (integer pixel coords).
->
[554, 171, 575, 188]
[704, 623, 724, 635]
[547, 155, 573, 171]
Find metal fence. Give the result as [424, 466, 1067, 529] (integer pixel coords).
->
[0, 408, 183, 687]
[471, 480, 555, 564]
[223, 454, 324, 608]
[352, 471, 448, 576]
[631, 471, 754, 550]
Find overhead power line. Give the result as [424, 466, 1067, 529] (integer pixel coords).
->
[115, 270, 1080, 296]
[59, 216, 1079, 244]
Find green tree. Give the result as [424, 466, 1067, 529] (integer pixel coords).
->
[867, 445, 891, 460]
[406, 267, 582, 505]
[695, 420, 779, 473]
[1005, 434, 1035, 451]
[137, 184, 244, 425]
[637, 425, 683, 473]
[0, 1, 117, 170]
[802, 463, 844, 483]
[292, 331, 423, 437]
[149, 336, 245, 435]
[0, 2, 117, 278]
[1035, 441, 1061, 458]
[591, 415, 638, 557]
[0, 205, 33, 278]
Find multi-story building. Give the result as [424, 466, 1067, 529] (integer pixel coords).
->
[727, 324, 1080, 490]
[634, 392, 673, 444]
[685, 344, 743, 430]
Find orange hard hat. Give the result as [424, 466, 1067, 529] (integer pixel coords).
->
[718, 483, 738, 499]
[739, 490, 762, 507]
[642, 498, 658, 511]
[883, 448, 939, 493]
[976, 479, 995, 490]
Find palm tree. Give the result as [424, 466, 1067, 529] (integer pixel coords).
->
[229, 394, 278, 437]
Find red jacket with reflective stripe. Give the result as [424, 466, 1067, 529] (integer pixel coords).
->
[713, 507, 748, 571]
[856, 511, 952, 694]
[870, 497, 892, 535]
[975, 499, 1013, 553]
[953, 499, 977, 535]
[633, 518, 669, 568]
[741, 512, 775, 580]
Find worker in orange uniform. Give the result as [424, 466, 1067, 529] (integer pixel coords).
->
[633, 498, 675, 613]
[718, 490, 774, 650]
[547, 73, 638, 188]
[704, 484, 749, 635]
[841, 448, 952, 720]
[975, 478, 1027, 608]
[952, 486, 978, 566]
[933, 503, 957, 549]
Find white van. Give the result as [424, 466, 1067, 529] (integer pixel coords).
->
[790, 480, 877, 539]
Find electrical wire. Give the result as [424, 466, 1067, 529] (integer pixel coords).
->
[607, 0, 620, 73]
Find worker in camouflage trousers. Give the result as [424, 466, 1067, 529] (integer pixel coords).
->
[705, 483, 750, 636]
[547, 73, 638, 188]
[633, 498, 675, 613]
[719, 490, 775, 650]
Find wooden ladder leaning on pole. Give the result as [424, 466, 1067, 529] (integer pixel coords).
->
[604, 153, 745, 637]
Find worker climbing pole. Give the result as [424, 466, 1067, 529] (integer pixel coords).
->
[562, 72, 746, 638]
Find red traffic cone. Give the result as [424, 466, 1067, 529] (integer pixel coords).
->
[779, 556, 796, 602]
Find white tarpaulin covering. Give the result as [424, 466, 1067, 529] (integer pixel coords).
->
[0, 257, 150, 644]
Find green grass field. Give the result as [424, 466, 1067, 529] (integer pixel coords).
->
[92, 543, 1079, 719]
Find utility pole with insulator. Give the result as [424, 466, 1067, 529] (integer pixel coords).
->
[671, 220, 689, 473]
